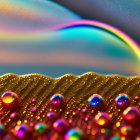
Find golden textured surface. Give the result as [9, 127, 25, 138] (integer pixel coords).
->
[0, 72, 140, 130]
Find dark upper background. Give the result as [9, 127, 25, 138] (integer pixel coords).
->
[53, 0, 140, 44]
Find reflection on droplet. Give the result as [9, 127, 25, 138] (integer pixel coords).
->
[1, 92, 20, 109]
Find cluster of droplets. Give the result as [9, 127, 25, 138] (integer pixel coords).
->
[0, 91, 140, 139]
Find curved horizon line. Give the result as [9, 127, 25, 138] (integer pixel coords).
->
[1, 19, 140, 61]
[55, 20, 140, 61]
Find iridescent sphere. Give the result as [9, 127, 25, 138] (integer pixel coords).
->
[120, 125, 134, 137]
[53, 119, 68, 133]
[32, 107, 37, 112]
[47, 112, 57, 121]
[0, 124, 5, 137]
[115, 93, 130, 109]
[123, 107, 140, 125]
[13, 124, 32, 139]
[34, 123, 48, 134]
[82, 109, 86, 113]
[1, 91, 20, 110]
[88, 94, 105, 110]
[134, 96, 139, 101]
[10, 112, 19, 120]
[64, 128, 83, 140]
[94, 112, 112, 128]
[50, 94, 65, 108]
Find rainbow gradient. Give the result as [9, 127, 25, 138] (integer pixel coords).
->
[0, 0, 139, 77]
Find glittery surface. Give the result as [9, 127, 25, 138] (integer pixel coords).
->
[0, 73, 139, 139]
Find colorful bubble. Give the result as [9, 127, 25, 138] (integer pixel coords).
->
[50, 94, 65, 108]
[115, 93, 130, 109]
[123, 107, 140, 125]
[53, 119, 68, 133]
[1, 92, 20, 110]
[94, 112, 112, 128]
[65, 128, 83, 140]
[47, 112, 57, 121]
[120, 125, 134, 137]
[10, 112, 19, 120]
[88, 94, 105, 110]
[13, 124, 32, 139]
[34, 123, 48, 134]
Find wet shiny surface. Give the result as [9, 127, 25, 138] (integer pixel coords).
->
[0, 73, 139, 139]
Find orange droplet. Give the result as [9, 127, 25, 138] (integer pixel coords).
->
[1, 91, 20, 110]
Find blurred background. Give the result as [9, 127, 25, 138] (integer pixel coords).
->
[53, 0, 140, 44]
[0, 0, 139, 77]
